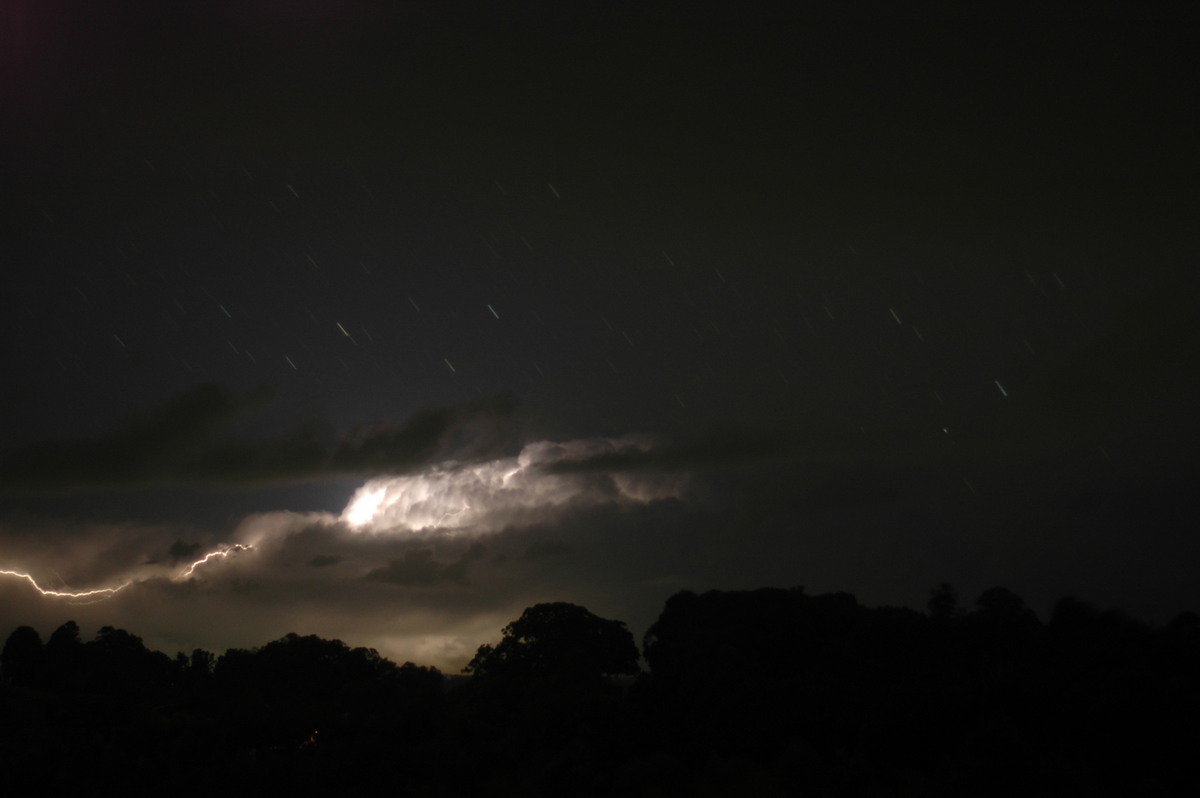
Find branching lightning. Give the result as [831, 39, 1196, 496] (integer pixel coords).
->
[0, 569, 132, 602]
[0, 543, 254, 603]
[434, 504, 471, 527]
[176, 544, 253, 578]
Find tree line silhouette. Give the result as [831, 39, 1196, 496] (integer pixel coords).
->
[3, 585, 1198, 796]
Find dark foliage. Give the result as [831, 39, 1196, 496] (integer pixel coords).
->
[0, 625, 42, 686]
[465, 601, 639, 681]
[454, 603, 639, 794]
[2, 587, 1198, 797]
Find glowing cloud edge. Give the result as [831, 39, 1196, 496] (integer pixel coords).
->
[340, 437, 682, 533]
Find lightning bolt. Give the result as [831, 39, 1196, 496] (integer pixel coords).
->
[0, 569, 132, 603]
[176, 544, 253, 579]
[434, 504, 471, 527]
[1, 543, 254, 603]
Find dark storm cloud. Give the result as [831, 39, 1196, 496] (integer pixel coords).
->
[523, 539, 572, 561]
[537, 427, 795, 475]
[0, 383, 516, 492]
[363, 543, 484, 587]
[329, 397, 517, 473]
[0, 382, 272, 490]
[166, 540, 202, 563]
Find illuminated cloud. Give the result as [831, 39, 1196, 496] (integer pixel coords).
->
[341, 438, 686, 534]
[0, 436, 695, 671]
[0, 438, 685, 607]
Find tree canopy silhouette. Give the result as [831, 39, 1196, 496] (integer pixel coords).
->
[1, 625, 43, 686]
[4, 585, 1199, 797]
[465, 601, 638, 681]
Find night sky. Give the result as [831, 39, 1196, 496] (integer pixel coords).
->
[2, 2, 1197, 669]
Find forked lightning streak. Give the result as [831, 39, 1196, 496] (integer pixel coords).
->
[0, 543, 254, 603]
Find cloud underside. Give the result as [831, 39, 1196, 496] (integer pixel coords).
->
[0, 383, 517, 492]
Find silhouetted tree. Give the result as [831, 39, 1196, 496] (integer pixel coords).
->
[975, 585, 1036, 621]
[85, 625, 175, 696]
[927, 582, 958, 619]
[1165, 610, 1200, 665]
[47, 619, 82, 649]
[175, 647, 215, 692]
[189, 647, 215, 675]
[963, 585, 1043, 660]
[465, 602, 638, 682]
[1166, 609, 1200, 636]
[43, 620, 85, 690]
[642, 587, 843, 686]
[457, 603, 639, 795]
[211, 631, 444, 763]
[1, 625, 43, 686]
[1, 583, 1197, 797]
[639, 588, 875, 770]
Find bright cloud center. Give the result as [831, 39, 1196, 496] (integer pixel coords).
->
[341, 438, 680, 533]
